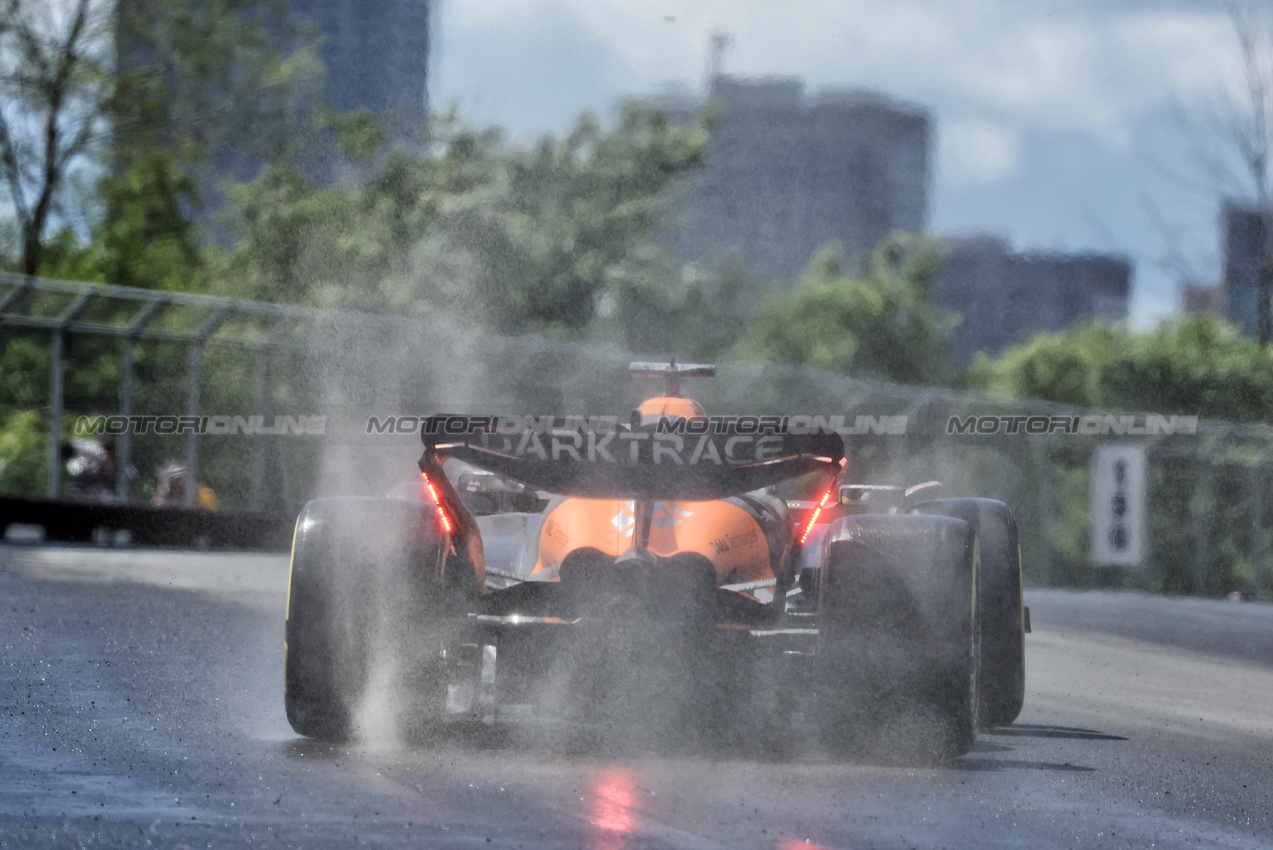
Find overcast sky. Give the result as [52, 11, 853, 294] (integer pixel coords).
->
[432, 0, 1253, 329]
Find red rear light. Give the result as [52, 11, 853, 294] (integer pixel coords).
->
[421, 471, 454, 535]
[800, 486, 835, 545]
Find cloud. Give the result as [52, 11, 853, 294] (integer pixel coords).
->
[434, 2, 642, 136]
[938, 119, 1022, 188]
[1130, 267, 1181, 331]
[440, 1, 1237, 148]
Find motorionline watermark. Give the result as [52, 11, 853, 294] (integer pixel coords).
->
[947, 413, 1198, 436]
[365, 413, 909, 437]
[74, 414, 327, 437]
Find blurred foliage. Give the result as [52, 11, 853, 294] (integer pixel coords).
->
[102, 0, 325, 290]
[736, 235, 956, 385]
[966, 314, 1273, 597]
[0, 332, 54, 495]
[597, 250, 768, 358]
[0, 0, 324, 282]
[0, 409, 46, 494]
[39, 150, 207, 290]
[0, 333, 50, 409]
[0, 0, 115, 276]
[210, 102, 713, 338]
[1043, 449, 1096, 587]
[110, 0, 326, 169]
[967, 314, 1273, 425]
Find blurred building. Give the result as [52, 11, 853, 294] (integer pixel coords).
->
[115, 0, 430, 187]
[656, 75, 1134, 361]
[1222, 202, 1265, 336]
[662, 76, 930, 279]
[292, 0, 431, 138]
[935, 235, 1131, 363]
[1180, 281, 1224, 316]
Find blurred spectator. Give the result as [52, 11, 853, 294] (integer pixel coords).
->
[62, 437, 139, 501]
[152, 462, 218, 510]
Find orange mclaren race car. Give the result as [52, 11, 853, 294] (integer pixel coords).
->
[284, 363, 1026, 761]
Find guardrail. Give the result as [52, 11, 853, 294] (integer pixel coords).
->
[0, 271, 395, 509]
[4, 272, 1272, 596]
[0, 495, 293, 551]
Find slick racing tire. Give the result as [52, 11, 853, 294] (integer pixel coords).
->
[912, 498, 1025, 729]
[817, 513, 977, 763]
[284, 497, 473, 741]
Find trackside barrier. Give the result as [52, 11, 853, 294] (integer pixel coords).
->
[0, 495, 293, 550]
[2, 274, 1271, 596]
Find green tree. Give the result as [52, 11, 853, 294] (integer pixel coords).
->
[737, 234, 956, 385]
[101, 0, 324, 289]
[964, 321, 1120, 407]
[598, 250, 768, 359]
[967, 314, 1273, 423]
[33, 149, 206, 290]
[0, 0, 324, 284]
[0, 409, 46, 494]
[91, 149, 204, 289]
[214, 102, 713, 336]
[485, 104, 710, 334]
[208, 110, 498, 307]
[0, 0, 113, 276]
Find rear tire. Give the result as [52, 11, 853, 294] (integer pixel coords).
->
[912, 498, 1025, 729]
[816, 513, 977, 763]
[284, 497, 473, 741]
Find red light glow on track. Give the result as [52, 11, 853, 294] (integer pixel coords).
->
[421, 471, 454, 535]
[800, 486, 835, 545]
[587, 767, 637, 848]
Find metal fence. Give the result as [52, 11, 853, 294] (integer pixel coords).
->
[2, 272, 1270, 598]
[0, 270, 336, 507]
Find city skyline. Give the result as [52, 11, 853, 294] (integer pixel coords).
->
[432, 0, 1250, 329]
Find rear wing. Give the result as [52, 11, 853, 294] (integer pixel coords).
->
[629, 361, 714, 396]
[420, 417, 843, 501]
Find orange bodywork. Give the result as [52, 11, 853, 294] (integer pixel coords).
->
[533, 497, 773, 585]
[636, 397, 706, 423]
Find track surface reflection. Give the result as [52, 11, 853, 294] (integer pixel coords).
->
[2, 546, 1271, 848]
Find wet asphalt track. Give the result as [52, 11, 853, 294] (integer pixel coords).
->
[2, 544, 1272, 849]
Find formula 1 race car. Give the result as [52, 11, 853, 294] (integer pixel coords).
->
[284, 363, 1026, 761]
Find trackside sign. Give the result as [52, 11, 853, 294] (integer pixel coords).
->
[1090, 444, 1147, 567]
